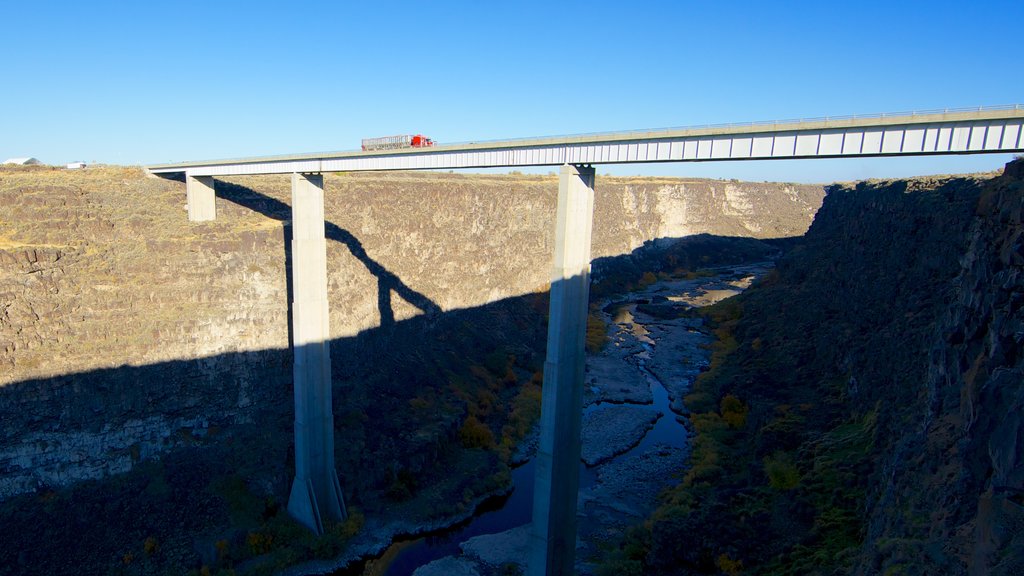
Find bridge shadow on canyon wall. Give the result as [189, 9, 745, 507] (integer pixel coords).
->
[215, 179, 443, 342]
[0, 180, 795, 575]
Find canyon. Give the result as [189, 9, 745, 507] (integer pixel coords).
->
[5, 160, 1018, 575]
[0, 165, 821, 575]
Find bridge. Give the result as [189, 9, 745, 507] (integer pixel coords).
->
[150, 106, 1024, 177]
[147, 105, 1024, 576]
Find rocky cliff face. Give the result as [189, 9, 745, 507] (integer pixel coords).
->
[856, 162, 1024, 576]
[0, 166, 821, 500]
[620, 161, 1022, 576]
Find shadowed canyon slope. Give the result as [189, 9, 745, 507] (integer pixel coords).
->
[609, 161, 1024, 576]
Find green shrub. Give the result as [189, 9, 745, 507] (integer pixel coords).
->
[247, 531, 273, 555]
[459, 415, 495, 449]
[720, 394, 749, 429]
[764, 451, 801, 490]
[716, 553, 744, 576]
[586, 311, 609, 353]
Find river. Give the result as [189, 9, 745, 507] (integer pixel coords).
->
[347, 264, 768, 575]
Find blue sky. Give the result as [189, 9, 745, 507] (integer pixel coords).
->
[3, 0, 1021, 182]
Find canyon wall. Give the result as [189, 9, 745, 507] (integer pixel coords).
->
[0, 166, 822, 499]
[625, 161, 1022, 576]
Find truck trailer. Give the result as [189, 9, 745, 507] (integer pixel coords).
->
[361, 134, 435, 151]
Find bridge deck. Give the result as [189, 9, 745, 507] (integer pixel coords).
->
[147, 106, 1024, 176]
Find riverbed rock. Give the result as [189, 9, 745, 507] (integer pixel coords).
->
[640, 319, 712, 416]
[412, 556, 481, 576]
[584, 340, 651, 406]
[460, 523, 532, 570]
[582, 444, 688, 521]
[580, 405, 660, 466]
[577, 444, 688, 569]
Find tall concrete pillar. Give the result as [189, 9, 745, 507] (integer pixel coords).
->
[530, 164, 595, 576]
[287, 172, 347, 534]
[186, 174, 216, 222]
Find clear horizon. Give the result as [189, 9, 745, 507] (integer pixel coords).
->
[3, 0, 1022, 183]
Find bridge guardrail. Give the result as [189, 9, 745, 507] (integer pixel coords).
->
[446, 104, 1024, 147]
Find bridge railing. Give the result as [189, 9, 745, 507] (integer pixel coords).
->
[446, 104, 1024, 147]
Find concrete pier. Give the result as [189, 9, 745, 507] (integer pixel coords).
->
[286, 172, 347, 534]
[530, 164, 595, 576]
[186, 174, 216, 222]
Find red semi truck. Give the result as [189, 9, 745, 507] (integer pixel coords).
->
[361, 134, 435, 151]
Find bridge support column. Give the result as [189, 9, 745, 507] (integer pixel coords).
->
[287, 172, 347, 534]
[186, 174, 216, 222]
[530, 164, 595, 576]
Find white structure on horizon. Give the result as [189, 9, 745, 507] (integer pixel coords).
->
[66, 161, 86, 170]
[2, 157, 41, 165]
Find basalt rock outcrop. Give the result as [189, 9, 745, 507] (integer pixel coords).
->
[858, 162, 1024, 576]
[617, 161, 1023, 575]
